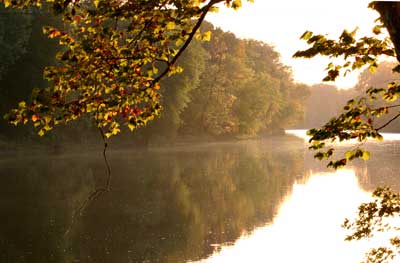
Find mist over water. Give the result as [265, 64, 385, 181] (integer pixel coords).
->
[1, 134, 400, 263]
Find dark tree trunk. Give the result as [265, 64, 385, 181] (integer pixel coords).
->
[372, 1, 400, 62]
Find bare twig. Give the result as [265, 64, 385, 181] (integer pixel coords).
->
[375, 112, 400, 131]
[64, 104, 112, 236]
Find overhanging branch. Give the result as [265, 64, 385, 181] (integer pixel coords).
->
[152, 0, 224, 85]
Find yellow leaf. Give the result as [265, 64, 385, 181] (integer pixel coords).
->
[44, 125, 52, 131]
[176, 38, 184, 47]
[362, 151, 370, 161]
[166, 22, 175, 30]
[44, 115, 51, 124]
[128, 123, 135, 131]
[18, 101, 26, 108]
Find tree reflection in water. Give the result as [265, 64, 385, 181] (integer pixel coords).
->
[3, 137, 400, 262]
[0, 137, 305, 263]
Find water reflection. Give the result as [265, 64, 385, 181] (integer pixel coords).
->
[196, 135, 400, 263]
[2, 136, 400, 263]
[0, 137, 305, 263]
[197, 169, 373, 263]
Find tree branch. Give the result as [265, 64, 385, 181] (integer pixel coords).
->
[375, 112, 400, 131]
[152, 0, 223, 85]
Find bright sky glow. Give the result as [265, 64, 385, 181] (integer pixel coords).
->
[206, 0, 382, 89]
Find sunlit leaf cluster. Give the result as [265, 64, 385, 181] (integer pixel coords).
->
[295, 2, 400, 168]
[343, 187, 400, 263]
[305, 81, 400, 168]
[1, 0, 251, 137]
[294, 27, 395, 82]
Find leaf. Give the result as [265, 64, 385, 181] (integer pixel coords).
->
[362, 151, 370, 161]
[300, 31, 313, 41]
[372, 25, 381, 35]
[345, 150, 354, 160]
[4, 0, 11, 7]
[231, 0, 242, 9]
[176, 38, 184, 46]
[203, 31, 212, 41]
[393, 64, 400, 73]
[18, 101, 26, 108]
[166, 22, 175, 30]
[128, 123, 135, 131]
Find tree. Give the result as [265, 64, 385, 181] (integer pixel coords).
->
[294, 1, 400, 168]
[295, 2, 400, 263]
[0, 6, 61, 140]
[2, 0, 253, 138]
[132, 38, 207, 146]
[302, 84, 357, 129]
[356, 61, 400, 93]
[0, 6, 32, 80]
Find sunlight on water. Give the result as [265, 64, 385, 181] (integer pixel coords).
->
[194, 169, 393, 263]
[285, 129, 311, 141]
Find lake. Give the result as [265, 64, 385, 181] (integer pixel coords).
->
[1, 131, 400, 263]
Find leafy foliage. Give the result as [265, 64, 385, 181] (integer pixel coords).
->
[1, 0, 252, 138]
[296, 3, 400, 263]
[344, 187, 400, 263]
[125, 24, 309, 145]
[179, 29, 309, 139]
[294, 28, 395, 81]
[294, 2, 400, 168]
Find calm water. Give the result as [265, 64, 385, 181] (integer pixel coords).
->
[1, 133, 400, 263]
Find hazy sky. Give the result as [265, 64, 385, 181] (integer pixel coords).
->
[206, 0, 381, 89]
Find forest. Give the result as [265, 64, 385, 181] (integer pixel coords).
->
[0, 5, 310, 148]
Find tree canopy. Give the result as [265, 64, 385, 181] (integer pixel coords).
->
[1, 0, 252, 138]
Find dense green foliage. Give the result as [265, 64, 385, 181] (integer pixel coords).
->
[1, 0, 254, 139]
[133, 24, 309, 145]
[0, 5, 308, 145]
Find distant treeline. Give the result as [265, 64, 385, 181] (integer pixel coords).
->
[0, 7, 310, 147]
[301, 61, 400, 132]
[301, 84, 358, 129]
